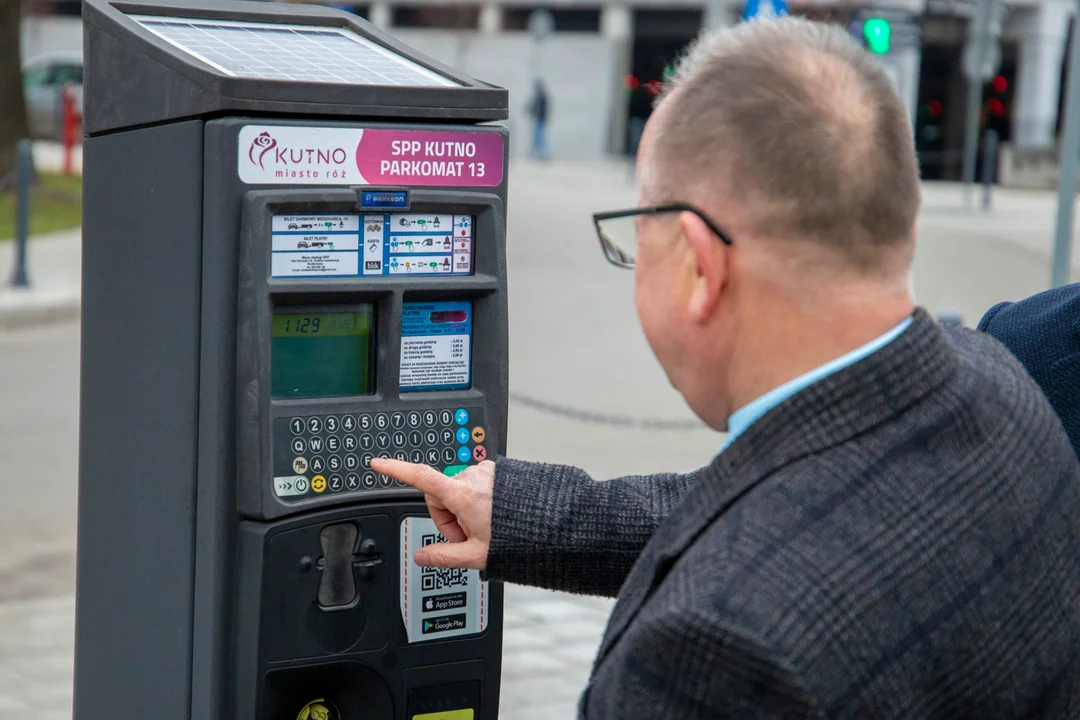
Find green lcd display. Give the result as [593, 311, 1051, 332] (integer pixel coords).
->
[271, 309, 374, 399]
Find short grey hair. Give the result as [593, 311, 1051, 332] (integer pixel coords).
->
[650, 17, 920, 272]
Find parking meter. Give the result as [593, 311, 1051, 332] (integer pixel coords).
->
[75, 1, 508, 718]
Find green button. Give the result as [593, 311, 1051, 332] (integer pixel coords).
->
[443, 464, 469, 477]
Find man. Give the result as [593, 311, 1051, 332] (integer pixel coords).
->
[527, 79, 550, 161]
[979, 284, 1080, 458]
[374, 18, 1080, 718]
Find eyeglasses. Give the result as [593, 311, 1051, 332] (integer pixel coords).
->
[592, 203, 734, 269]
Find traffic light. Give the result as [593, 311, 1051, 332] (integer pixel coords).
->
[862, 17, 891, 55]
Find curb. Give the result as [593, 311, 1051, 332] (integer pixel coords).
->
[0, 293, 80, 330]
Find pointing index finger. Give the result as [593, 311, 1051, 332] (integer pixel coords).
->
[371, 458, 452, 497]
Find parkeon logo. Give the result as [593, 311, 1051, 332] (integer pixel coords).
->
[248, 131, 277, 169]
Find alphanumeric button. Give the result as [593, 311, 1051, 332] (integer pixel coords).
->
[391, 412, 405, 429]
[423, 410, 437, 427]
[440, 409, 454, 426]
[290, 437, 306, 454]
[344, 454, 360, 471]
[360, 434, 375, 451]
[410, 449, 424, 464]
[361, 453, 374, 469]
[440, 428, 455, 445]
[307, 417, 322, 434]
[344, 435, 358, 451]
[326, 436, 340, 452]
[311, 456, 325, 473]
[309, 436, 324, 453]
[327, 455, 342, 472]
[407, 411, 422, 428]
[376, 432, 391, 449]
[377, 451, 391, 460]
[290, 418, 305, 435]
[395, 478, 408, 488]
[426, 448, 440, 464]
[362, 472, 377, 489]
[394, 450, 408, 462]
[329, 474, 344, 492]
[358, 414, 373, 432]
[374, 413, 389, 431]
[392, 431, 407, 447]
[342, 415, 357, 432]
[425, 430, 438, 445]
[345, 473, 361, 490]
[442, 447, 457, 464]
[325, 416, 339, 433]
[409, 430, 423, 448]
[378, 474, 393, 488]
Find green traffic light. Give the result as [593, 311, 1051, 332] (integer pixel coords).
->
[863, 18, 891, 55]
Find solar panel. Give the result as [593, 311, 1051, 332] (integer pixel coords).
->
[130, 15, 460, 86]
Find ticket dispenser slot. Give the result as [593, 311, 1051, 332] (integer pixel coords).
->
[77, 2, 509, 717]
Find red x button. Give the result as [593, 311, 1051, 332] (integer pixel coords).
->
[473, 445, 487, 462]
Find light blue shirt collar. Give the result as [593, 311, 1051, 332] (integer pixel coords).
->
[721, 316, 913, 451]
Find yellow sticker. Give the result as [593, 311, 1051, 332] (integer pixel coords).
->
[296, 699, 340, 720]
[412, 710, 474, 720]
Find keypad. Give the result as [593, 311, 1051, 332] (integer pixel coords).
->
[273, 407, 487, 500]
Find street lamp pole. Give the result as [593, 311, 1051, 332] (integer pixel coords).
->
[1050, 0, 1080, 288]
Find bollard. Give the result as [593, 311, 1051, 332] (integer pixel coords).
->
[981, 129, 999, 211]
[10, 139, 32, 288]
[937, 310, 965, 327]
[62, 86, 79, 176]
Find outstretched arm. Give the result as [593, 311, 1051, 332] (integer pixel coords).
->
[486, 458, 697, 597]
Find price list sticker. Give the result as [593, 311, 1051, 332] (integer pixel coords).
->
[400, 301, 472, 392]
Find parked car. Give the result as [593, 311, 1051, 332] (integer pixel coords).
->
[23, 51, 84, 140]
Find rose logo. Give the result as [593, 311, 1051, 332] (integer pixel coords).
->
[248, 132, 276, 169]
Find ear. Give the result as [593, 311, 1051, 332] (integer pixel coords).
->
[679, 210, 728, 323]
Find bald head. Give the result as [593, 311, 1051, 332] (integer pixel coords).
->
[644, 17, 920, 275]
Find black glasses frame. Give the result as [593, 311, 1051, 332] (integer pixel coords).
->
[592, 203, 735, 269]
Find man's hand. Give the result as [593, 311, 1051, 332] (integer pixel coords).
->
[370, 458, 495, 570]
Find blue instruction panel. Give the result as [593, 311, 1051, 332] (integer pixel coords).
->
[270, 213, 474, 278]
[400, 301, 472, 391]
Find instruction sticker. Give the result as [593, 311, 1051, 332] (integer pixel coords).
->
[399, 516, 489, 644]
[271, 213, 474, 278]
[400, 301, 471, 392]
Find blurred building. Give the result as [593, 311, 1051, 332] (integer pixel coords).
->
[20, 0, 1078, 176]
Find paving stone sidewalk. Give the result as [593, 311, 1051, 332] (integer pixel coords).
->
[0, 585, 611, 720]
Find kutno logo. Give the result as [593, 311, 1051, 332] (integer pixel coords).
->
[248, 131, 277, 170]
[247, 130, 351, 178]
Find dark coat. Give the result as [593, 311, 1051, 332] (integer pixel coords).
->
[979, 283, 1080, 459]
[489, 308, 1080, 718]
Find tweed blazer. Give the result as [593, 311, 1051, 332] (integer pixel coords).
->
[979, 283, 1080, 459]
[487, 309, 1080, 718]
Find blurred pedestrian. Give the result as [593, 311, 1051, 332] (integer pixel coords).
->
[377, 17, 1080, 719]
[978, 284, 1080, 458]
[527, 79, 550, 160]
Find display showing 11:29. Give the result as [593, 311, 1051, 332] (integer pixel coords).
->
[283, 316, 321, 334]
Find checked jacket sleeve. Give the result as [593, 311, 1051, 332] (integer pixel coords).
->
[484, 457, 697, 597]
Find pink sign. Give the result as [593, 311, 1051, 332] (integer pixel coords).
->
[356, 130, 504, 187]
[237, 125, 505, 186]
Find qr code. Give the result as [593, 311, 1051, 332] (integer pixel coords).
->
[420, 533, 469, 591]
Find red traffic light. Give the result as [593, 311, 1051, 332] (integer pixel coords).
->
[623, 74, 639, 91]
[927, 99, 943, 117]
[987, 98, 1006, 117]
[991, 75, 1008, 93]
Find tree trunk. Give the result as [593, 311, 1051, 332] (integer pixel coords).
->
[0, 0, 30, 183]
